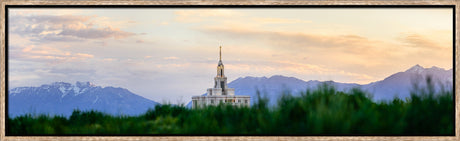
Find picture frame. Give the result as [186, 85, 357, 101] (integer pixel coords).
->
[0, 0, 458, 140]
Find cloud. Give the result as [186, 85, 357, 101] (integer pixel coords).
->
[30, 34, 83, 42]
[154, 21, 169, 26]
[175, 9, 240, 17]
[272, 60, 330, 74]
[200, 26, 376, 52]
[10, 14, 137, 42]
[253, 18, 312, 24]
[10, 45, 94, 64]
[174, 9, 242, 23]
[163, 56, 179, 60]
[94, 41, 108, 46]
[399, 32, 449, 50]
[10, 14, 93, 25]
[49, 67, 96, 74]
[155, 63, 190, 69]
[195, 24, 422, 83]
[197, 25, 417, 69]
[75, 53, 94, 58]
[58, 26, 135, 39]
[103, 58, 116, 62]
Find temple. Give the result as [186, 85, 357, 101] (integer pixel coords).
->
[192, 46, 250, 108]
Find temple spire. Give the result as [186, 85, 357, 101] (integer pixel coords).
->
[219, 46, 222, 61]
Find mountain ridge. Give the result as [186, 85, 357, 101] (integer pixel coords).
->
[186, 65, 453, 107]
[8, 81, 160, 117]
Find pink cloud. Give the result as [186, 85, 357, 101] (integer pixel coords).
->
[10, 14, 137, 41]
[59, 26, 135, 39]
[11, 45, 94, 64]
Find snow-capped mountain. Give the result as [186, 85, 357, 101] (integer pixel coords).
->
[186, 65, 453, 107]
[8, 81, 159, 117]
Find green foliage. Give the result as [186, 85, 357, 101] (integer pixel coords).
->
[6, 81, 454, 135]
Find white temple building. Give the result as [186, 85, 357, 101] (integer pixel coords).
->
[192, 46, 250, 109]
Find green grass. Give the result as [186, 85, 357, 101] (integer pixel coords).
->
[6, 82, 454, 135]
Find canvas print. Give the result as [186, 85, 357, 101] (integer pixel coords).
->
[5, 7, 454, 135]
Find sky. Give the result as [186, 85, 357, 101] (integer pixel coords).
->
[8, 8, 453, 104]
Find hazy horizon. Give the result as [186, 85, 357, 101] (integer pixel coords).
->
[8, 8, 453, 104]
[8, 63, 454, 86]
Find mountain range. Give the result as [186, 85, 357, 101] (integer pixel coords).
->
[8, 65, 453, 117]
[186, 64, 453, 107]
[8, 82, 159, 117]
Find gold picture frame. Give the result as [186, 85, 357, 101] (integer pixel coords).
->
[0, 0, 458, 140]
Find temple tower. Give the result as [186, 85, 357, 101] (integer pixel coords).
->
[192, 46, 250, 109]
